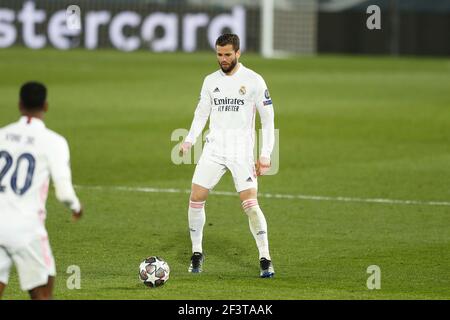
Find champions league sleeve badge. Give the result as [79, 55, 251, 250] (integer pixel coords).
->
[263, 89, 272, 106]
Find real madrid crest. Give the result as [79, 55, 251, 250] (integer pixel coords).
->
[239, 86, 246, 95]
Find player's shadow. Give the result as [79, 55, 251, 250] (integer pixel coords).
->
[101, 284, 148, 291]
[205, 233, 256, 276]
[155, 229, 255, 277]
[101, 286, 142, 291]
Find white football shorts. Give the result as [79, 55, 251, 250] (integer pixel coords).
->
[192, 146, 258, 193]
[0, 235, 56, 291]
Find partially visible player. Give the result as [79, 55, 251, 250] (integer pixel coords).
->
[0, 82, 83, 300]
[179, 34, 276, 278]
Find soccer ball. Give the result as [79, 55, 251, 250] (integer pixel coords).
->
[139, 256, 170, 288]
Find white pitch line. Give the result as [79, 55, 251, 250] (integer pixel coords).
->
[75, 185, 450, 207]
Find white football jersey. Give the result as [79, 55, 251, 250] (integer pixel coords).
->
[0, 116, 80, 248]
[185, 63, 275, 159]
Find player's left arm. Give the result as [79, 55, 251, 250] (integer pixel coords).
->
[47, 136, 83, 221]
[255, 75, 275, 176]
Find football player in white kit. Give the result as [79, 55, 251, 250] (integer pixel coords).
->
[0, 82, 82, 299]
[179, 34, 275, 278]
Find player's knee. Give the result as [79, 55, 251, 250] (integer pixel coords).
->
[242, 198, 259, 214]
[0, 283, 6, 299]
[190, 194, 206, 202]
[190, 185, 209, 202]
[239, 188, 257, 202]
[29, 278, 53, 300]
[33, 295, 52, 300]
[30, 290, 52, 300]
[30, 286, 53, 300]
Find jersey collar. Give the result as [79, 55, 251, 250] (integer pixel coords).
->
[19, 116, 46, 128]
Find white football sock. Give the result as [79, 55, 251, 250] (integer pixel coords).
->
[242, 199, 271, 260]
[188, 200, 206, 253]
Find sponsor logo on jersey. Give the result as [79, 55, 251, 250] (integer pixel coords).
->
[214, 87, 220, 93]
[213, 98, 244, 105]
[264, 89, 270, 99]
[213, 97, 244, 112]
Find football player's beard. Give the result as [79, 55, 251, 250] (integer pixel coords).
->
[219, 58, 237, 73]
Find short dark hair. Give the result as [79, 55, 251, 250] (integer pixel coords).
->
[20, 81, 47, 110]
[215, 33, 240, 51]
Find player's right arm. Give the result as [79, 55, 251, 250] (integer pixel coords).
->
[180, 78, 212, 155]
[47, 135, 82, 221]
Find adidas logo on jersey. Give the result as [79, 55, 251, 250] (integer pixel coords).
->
[213, 87, 220, 93]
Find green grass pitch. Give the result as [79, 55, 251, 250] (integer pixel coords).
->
[0, 48, 449, 299]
